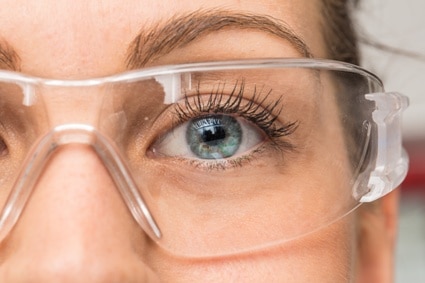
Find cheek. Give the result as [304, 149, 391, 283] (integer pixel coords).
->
[148, 213, 358, 282]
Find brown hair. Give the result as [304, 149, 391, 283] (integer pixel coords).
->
[320, 1, 377, 177]
[321, 0, 360, 64]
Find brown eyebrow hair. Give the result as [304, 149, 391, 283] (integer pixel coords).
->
[126, 10, 313, 69]
[0, 40, 20, 71]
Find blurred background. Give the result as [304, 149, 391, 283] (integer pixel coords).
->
[356, 0, 425, 281]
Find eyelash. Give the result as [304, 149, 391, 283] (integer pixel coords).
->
[175, 81, 298, 138]
[170, 81, 298, 169]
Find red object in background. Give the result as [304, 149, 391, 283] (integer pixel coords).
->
[402, 140, 425, 190]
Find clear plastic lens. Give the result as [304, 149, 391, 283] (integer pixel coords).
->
[0, 59, 408, 258]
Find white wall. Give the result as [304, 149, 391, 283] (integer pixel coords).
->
[356, 0, 425, 140]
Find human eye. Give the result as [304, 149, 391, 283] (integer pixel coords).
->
[155, 114, 263, 161]
[149, 81, 298, 170]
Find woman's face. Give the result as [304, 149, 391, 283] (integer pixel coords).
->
[0, 0, 398, 282]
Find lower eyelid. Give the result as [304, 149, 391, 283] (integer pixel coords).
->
[153, 138, 294, 173]
[150, 132, 289, 173]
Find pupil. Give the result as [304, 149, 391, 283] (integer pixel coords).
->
[201, 125, 226, 145]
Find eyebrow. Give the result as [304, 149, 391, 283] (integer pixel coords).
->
[0, 40, 20, 71]
[126, 10, 313, 69]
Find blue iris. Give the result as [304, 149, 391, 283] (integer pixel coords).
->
[186, 115, 242, 159]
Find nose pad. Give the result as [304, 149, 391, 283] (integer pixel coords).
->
[0, 141, 161, 282]
[0, 124, 161, 243]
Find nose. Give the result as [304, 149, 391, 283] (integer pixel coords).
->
[0, 145, 160, 282]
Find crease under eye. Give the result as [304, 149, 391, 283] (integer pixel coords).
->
[0, 138, 7, 157]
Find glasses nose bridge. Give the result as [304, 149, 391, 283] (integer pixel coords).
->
[35, 82, 107, 127]
[0, 123, 161, 244]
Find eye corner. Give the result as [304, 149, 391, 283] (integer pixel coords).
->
[0, 138, 10, 158]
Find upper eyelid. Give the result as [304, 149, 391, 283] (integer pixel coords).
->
[172, 82, 298, 140]
[175, 80, 259, 121]
[180, 80, 275, 114]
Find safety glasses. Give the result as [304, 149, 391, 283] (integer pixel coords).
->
[0, 58, 409, 258]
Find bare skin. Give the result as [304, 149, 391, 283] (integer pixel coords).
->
[0, 0, 398, 282]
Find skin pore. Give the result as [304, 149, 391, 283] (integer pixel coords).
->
[0, 0, 398, 282]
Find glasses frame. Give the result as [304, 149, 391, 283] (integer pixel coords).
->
[0, 58, 409, 256]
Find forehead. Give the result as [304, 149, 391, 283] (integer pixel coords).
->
[0, 0, 325, 79]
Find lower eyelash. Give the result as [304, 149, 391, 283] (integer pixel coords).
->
[176, 144, 266, 171]
[167, 137, 294, 172]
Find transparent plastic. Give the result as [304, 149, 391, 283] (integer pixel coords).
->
[0, 58, 409, 258]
